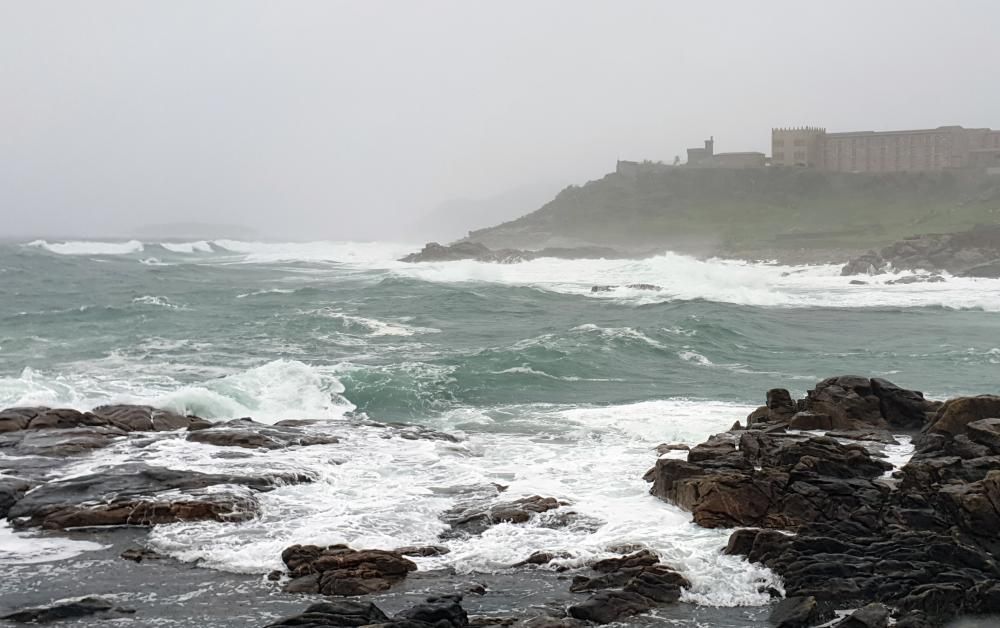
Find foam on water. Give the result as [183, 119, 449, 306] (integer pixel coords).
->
[0, 522, 108, 565]
[28, 239, 145, 256]
[379, 251, 1000, 311]
[0, 360, 353, 424]
[42, 397, 781, 606]
[161, 241, 213, 254]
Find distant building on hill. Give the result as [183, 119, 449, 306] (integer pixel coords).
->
[684, 136, 766, 169]
[773, 125, 1000, 173]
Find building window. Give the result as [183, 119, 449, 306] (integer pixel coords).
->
[793, 139, 806, 146]
[774, 152, 785, 161]
[773, 139, 785, 147]
[793, 151, 806, 161]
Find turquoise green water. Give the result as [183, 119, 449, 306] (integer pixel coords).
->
[1, 239, 998, 612]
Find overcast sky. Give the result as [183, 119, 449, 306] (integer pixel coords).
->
[2, 1, 998, 240]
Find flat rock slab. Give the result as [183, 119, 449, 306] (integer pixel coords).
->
[7, 463, 309, 529]
[1, 596, 116, 623]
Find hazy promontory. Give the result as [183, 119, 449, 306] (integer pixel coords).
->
[463, 167, 1000, 263]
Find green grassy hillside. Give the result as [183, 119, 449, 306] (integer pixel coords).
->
[464, 168, 1000, 262]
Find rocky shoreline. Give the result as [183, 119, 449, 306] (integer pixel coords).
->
[2, 381, 999, 627]
[841, 226, 1000, 278]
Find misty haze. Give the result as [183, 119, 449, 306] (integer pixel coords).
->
[1, 2, 999, 628]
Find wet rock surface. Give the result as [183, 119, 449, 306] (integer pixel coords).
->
[565, 550, 690, 624]
[186, 417, 341, 449]
[281, 545, 418, 596]
[1, 596, 118, 623]
[7, 463, 307, 529]
[400, 241, 625, 264]
[660, 376, 1000, 626]
[841, 226, 1000, 278]
[441, 495, 567, 539]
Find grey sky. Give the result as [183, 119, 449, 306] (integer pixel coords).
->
[2, 0, 998, 240]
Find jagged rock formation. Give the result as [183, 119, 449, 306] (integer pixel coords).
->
[649, 376, 1000, 626]
[842, 225, 1000, 277]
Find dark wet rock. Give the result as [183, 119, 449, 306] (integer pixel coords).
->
[0, 426, 127, 457]
[834, 602, 890, 628]
[280, 545, 417, 596]
[849, 280, 868, 285]
[567, 590, 654, 624]
[647, 432, 889, 529]
[0, 477, 35, 517]
[395, 545, 451, 557]
[886, 274, 945, 285]
[265, 600, 390, 626]
[401, 241, 495, 262]
[513, 617, 584, 628]
[768, 595, 833, 628]
[788, 412, 834, 431]
[745, 377, 935, 432]
[802, 376, 886, 429]
[824, 430, 899, 445]
[91, 404, 211, 431]
[566, 552, 687, 624]
[1, 596, 116, 623]
[0, 405, 209, 438]
[841, 226, 1000, 277]
[924, 396, 1000, 438]
[120, 547, 163, 562]
[723, 528, 760, 556]
[401, 241, 623, 264]
[591, 549, 660, 573]
[392, 594, 468, 628]
[7, 463, 304, 529]
[654, 443, 690, 454]
[966, 418, 1000, 450]
[591, 283, 662, 292]
[441, 495, 565, 538]
[362, 419, 461, 443]
[512, 551, 570, 567]
[186, 418, 340, 450]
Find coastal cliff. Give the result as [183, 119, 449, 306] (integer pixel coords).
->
[464, 168, 1000, 263]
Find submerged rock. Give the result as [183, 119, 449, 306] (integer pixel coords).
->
[767, 595, 833, 628]
[441, 495, 566, 538]
[265, 600, 390, 626]
[186, 418, 340, 449]
[1, 596, 116, 623]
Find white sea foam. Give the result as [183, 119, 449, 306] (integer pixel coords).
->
[0, 360, 353, 424]
[235, 288, 297, 299]
[66, 397, 779, 607]
[131, 295, 187, 310]
[381, 251, 1000, 311]
[161, 241, 213, 253]
[0, 521, 108, 565]
[28, 239, 145, 256]
[211, 240, 417, 265]
[307, 309, 440, 337]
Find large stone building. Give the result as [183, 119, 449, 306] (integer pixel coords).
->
[772, 125, 1000, 173]
[686, 137, 766, 169]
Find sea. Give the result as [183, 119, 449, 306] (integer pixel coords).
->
[1, 238, 999, 626]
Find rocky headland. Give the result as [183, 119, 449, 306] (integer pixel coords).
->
[399, 241, 627, 264]
[2, 381, 999, 627]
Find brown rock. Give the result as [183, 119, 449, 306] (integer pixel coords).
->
[280, 545, 417, 596]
